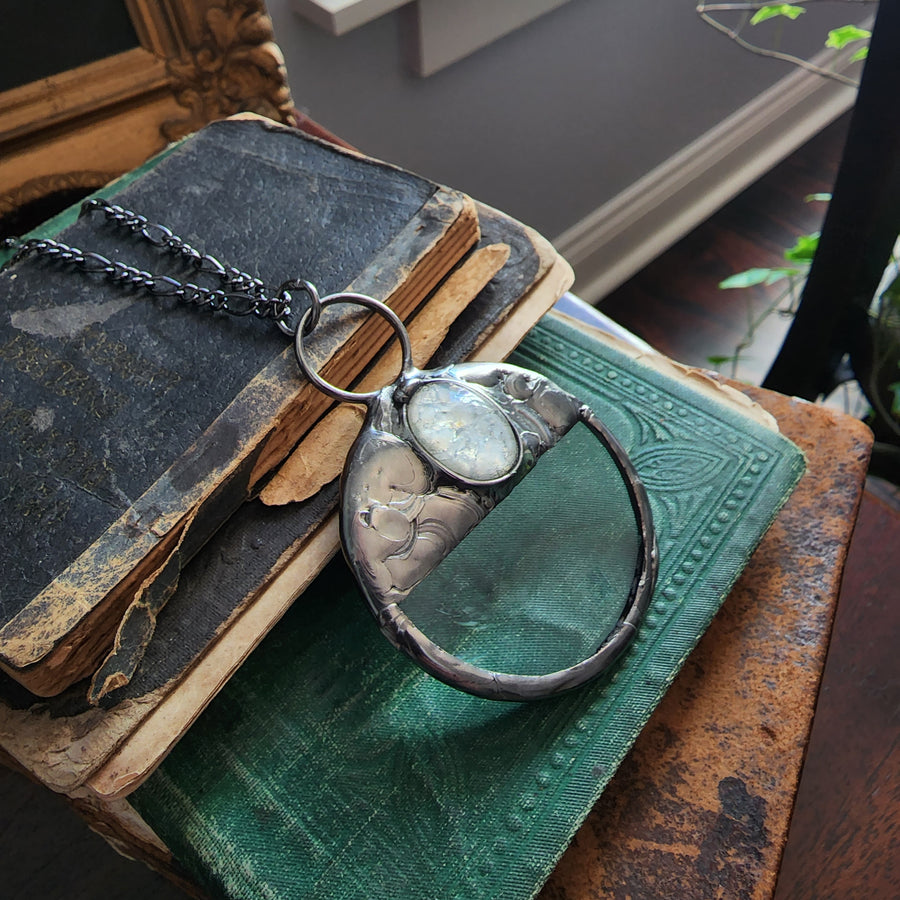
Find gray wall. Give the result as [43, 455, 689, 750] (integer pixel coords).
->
[268, 0, 852, 240]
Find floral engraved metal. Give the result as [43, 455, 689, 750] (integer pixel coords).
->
[342, 363, 583, 607]
[295, 294, 658, 702]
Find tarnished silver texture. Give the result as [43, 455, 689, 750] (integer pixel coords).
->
[296, 293, 658, 702]
[342, 363, 582, 600]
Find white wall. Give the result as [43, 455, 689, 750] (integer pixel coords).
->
[267, 0, 861, 298]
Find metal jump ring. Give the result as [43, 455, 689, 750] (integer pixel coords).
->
[294, 293, 414, 405]
[275, 279, 321, 336]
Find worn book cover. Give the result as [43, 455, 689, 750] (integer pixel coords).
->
[0, 116, 479, 697]
[0, 198, 572, 796]
[123, 312, 808, 900]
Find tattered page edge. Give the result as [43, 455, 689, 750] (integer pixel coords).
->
[0, 181, 477, 686]
[82, 245, 574, 799]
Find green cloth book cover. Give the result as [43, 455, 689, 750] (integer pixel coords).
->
[131, 312, 806, 900]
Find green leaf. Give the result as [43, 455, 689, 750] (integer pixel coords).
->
[881, 273, 900, 311]
[889, 380, 900, 418]
[750, 4, 806, 25]
[850, 46, 869, 63]
[719, 268, 775, 289]
[707, 355, 734, 366]
[718, 267, 799, 289]
[825, 25, 871, 50]
[784, 232, 819, 262]
[804, 193, 832, 203]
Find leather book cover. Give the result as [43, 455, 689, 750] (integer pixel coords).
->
[0, 116, 479, 696]
[0, 200, 572, 796]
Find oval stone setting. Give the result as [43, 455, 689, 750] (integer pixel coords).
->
[405, 379, 520, 482]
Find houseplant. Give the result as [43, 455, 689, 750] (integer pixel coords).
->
[700, 1, 900, 482]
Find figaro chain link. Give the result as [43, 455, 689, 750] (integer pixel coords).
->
[1, 199, 321, 336]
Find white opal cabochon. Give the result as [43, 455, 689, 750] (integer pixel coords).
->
[405, 380, 520, 483]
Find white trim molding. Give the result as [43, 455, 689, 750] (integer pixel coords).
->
[554, 45, 864, 306]
[290, 0, 407, 35]
[406, 0, 574, 77]
[291, 0, 575, 74]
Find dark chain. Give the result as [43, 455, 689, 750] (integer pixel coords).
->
[1, 198, 321, 335]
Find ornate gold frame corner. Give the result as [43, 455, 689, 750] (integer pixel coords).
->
[0, 0, 295, 220]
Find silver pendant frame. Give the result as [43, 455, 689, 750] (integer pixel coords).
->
[296, 294, 658, 702]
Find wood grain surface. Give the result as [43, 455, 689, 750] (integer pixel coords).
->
[598, 116, 850, 376]
[774, 488, 900, 900]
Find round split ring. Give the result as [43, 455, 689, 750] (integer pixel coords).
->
[294, 292, 414, 405]
[275, 279, 322, 337]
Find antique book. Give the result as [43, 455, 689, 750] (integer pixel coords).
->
[0, 198, 572, 796]
[114, 312, 809, 900]
[0, 115, 480, 697]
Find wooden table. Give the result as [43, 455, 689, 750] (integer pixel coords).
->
[541, 385, 872, 900]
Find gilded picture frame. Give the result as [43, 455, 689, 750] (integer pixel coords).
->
[0, 0, 294, 224]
